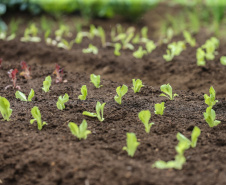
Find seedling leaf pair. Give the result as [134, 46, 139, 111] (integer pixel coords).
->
[204, 107, 221, 127]
[42, 76, 52, 92]
[30, 106, 47, 130]
[83, 102, 106, 122]
[123, 133, 140, 157]
[15, 89, 35, 102]
[114, 85, 128, 104]
[159, 83, 178, 100]
[0, 96, 12, 121]
[133, 46, 147, 59]
[68, 120, 91, 140]
[204, 86, 218, 107]
[90, 74, 102, 88]
[78, 85, 87, 100]
[132, 79, 144, 93]
[57, 93, 69, 110]
[138, 110, 154, 133]
[154, 102, 165, 115]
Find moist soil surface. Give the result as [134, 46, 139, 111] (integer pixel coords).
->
[1, 6, 226, 185]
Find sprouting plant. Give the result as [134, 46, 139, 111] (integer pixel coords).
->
[220, 56, 226, 65]
[133, 46, 147, 59]
[20, 61, 31, 79]
[183, 31, 196, 47]
[68, 120, 91, 140]
[132, 79, 144, 93]
[90, 74, 102, 88]
[146, 40, 156, 53]
[5, 69, 21, 90]
[132, 33, 140, 44]
[162, 27, 174, 44]
[121, 32, 134, 50]
[204, 106, 221, 127]
[83, 44, 98, 55]
[20, 23, 41, 42]
[42, 76, 52, 92]
[98, 26, 106, 47]
[30, 106, 47, 130]
[78, 85, 87, 100]
[138, 110, 154, 133]
[114, 85, 128, 105]
[122, 133, 140, 157]
[202, 37, 219, 60]
[190, 126, 201, 148]
[53, 64, 67, 83]
[140, 26, 149, 42]
[15, 89, 35, 102]
[55, 24, 70, 41]
[159, 83, 178, 100]
[75, 31, 90, 44]
[57, 93, 69, 110]
[114, 43, 121, 56]
[196, 48, 206, 66]
[154, 102, 165, 115]
[57, 39, 74, 50]
[83, 101, 106, 122]
[0, 96, 12, 121]
[204, 86, 218, 107]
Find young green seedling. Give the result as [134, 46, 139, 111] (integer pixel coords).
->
[140, 26, 149, 43]
[15, 89, 35, 102]
[114, 43, 121, 56]
[132, 79, 144, 93]
[20, 23, 41, 42]
[204, 86, 218, 107]
[56, 93, 69, 110]
[196, 48, 206, 66]
[0, 96, 12, 121]
[220, 56, 226, 65]
[133, 46, 147, 59]
[82, 44, 98, 55]
[154, 102, 165, 115]
[183, 31, 196, 47]
[42, 76, 52, 92]
[204, 107, 221, 127]
[202, 37, 219, 60]
[30, 106, 47, 130]
[98, 26, 106, 47]
[90, 74, 102, 88]
[159, 83, 178, 100]
[83, 102, 106, 122]
[122, 133, 140, 157]
[191, 126, 201, 148]
[114, 85, 128, 105]
[138, 110, 154, 133]
[68, 120, 91, 140]
[132, 33, 140, 44]
[78, 85, 87, 100]
[146, 40, 156, 53]
[57, 39, 74, 50]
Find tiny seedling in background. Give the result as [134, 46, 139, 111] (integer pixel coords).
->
[138, 110, 154, 133]
[68, 120, 91, 140]
[15, 89, 35, 102]
[82, 44, 98, 55]
[191, 126, 201, 148]
[154, 102, 165, 115]
[133, 46, 147, 59]
[5, 69, 21, 90]
[57, 39, 74, 50]
[204, 107, 221, 127]
[196, 48, 206, 66]
[204, 86, 218, 107]
[20, 23, 41, 42]
[114, 43, 121, 56]
[132, 33, 140, 44]
[20, 61, 31, 79]
[42, 76, 52, 92]
[146, 40, 156, 53]
[83, 101, 106, 122]
[78, 85, 87, 100]
[140, 26, 149, 42]
[90, 74, 102, 88]
[0, 96, 12, 121]
[132, 79, 144, 93]
[30, 106, 47, 130]
[159, 83, 178, 100]
[202, 37, 219, 60]
[220, 56, 226, 65]
[98, 26, 106, 47]
[56, 93, 69, 110]
[183, 31, 196, 47]
[114, 85, 128, 105]
[123, 133, 140, 157]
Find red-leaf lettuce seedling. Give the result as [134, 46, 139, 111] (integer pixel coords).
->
[5, 69, 21, 90]
[20, 61, 31, 79]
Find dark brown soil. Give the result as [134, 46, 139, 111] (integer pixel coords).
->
[1, 6, 226, 185]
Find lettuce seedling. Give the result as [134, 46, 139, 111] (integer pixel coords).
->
[140, 26, 149, 43]
[90, 74, 102, 88]
[114, 85, 128, 105]
[154, 102, 165, 115]
[132, 33, 140, 44]
[191, 126, 201, 148]
[15, 89, 35, 102]
[83, 44, 98, 55]
[133, 46, 147, 59]
[57, 39, 74, 50]
[78, 85, 87, 100]
[122, 133, 140, 157]
[204, 86, 218, 107]
[42, 76, 52, 92]
[98, 26, 106, 47]
[138, 110, 154, 133]
[57, 93, 69, 110]
[132, 79, 144, 93]
[20, 61, 31, 79]
[122, 33, 134, 50]
[159, 84, 178, 100]
[202, 37, 219, 60]
[53, 64, 66, 83]
[146, 40, 156, 53]
[176, 133, 191, 154]
[196, 48, 206, 66]
[68, 120, 91, 140]
[5, 69, 21, 90]
[55, 25, 70, 41]
[0, 96, 12, 121]
[20, 24, 41, 42]
[75, 31, 90, 44]
[30, 106, 47, 130]
[83, 101, 106, 122]
[220, 56, 226, 65]
[204, 107, 221, 127]
[114, 43, 121, 56]
[183, 31, 196, 47]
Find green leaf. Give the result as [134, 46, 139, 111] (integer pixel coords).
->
[196, 48, 206, 66]
[30, 106, 47, 130]
[0, 96, 12, 121]
[114, 85, 128, 104]
[191, 126, 201, 148]
[114, 43, 121, 56]
[83, 44, 98, 55]
[78, 85, 87, 100]
[146, 40, 156, 53]
[160, 83, 178, 100]
[204, 106, 221, 127]
[154, 102, 165, 115]
[183, 31, 196, 47]
[68, 120, 91, 140]
[204, 86, 218, 107]
[138, 110, 154, 133]
[176, 133, 191, 154]
[42, 76, 52, 92]
[133, 46, 147, 59]
[132, 79, 144, 93]
[82, 111, 97, 117]
[90, 74, 102, 88]
[122, 133, 140, 157]
[28, 89, 35, 101]
[220, 56, 226, 65]
[56, 93, 69, 110]
[96, 101, 106, 122]
[15, 91, 27, 101]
